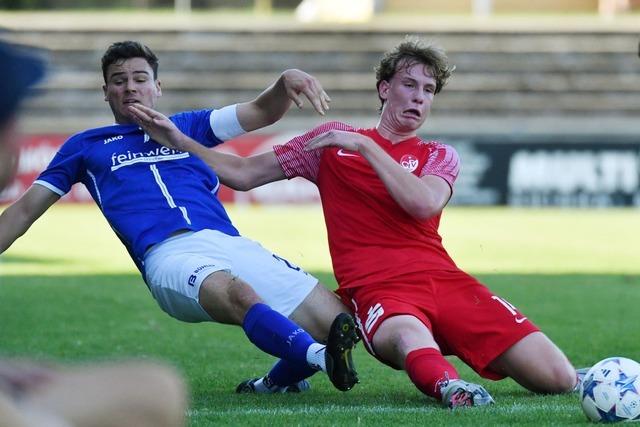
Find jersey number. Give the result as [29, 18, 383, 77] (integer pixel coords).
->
[491, 295, 528, 324]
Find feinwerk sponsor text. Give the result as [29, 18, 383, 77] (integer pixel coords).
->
[110, 147, 189, 171]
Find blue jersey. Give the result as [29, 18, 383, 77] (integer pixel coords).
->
[35, 109, 239, 272]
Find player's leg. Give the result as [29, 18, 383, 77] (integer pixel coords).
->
[20, 361, 187, 427]
[289, 282, 350, 341]
[371, 315, 493, 408]
[188, 268, 357, 391]
[372, 314, 456, 397]
[290, 282, 360, 391]
[198, 269, 325, 366]
[144, 230, 358, 392]
[371, 314, 439, 368]
[219, 232, 358, 391]
[239, 282, 357, 393]
[487, 331, 577, 393]
[435, 270, 577, 395]
[236, 361, 313, 394]
[348, 284, 493, 408]
[197, 270, 261, 324]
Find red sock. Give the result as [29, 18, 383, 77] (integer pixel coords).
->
[405, 347, 460, 400]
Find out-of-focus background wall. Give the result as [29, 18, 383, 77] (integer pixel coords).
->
[1, 0, 639, 207]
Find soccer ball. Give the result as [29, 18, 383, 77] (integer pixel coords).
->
[580, 357, 640, 423]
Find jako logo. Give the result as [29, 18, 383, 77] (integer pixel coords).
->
[400, 154, 419, 172]
[104, 135, 123, 144]
[286, 328, 304, 346]
[188, 275, 197, 287]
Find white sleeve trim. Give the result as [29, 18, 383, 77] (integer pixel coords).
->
[210, 104, 246, 142]
[33, 180, 66, 196]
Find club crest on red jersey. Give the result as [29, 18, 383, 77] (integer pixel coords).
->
[399, 154, 419, 172]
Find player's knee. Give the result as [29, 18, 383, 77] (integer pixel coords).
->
[226, 276, 262, 312]
[372, 317, 435, 368]
[551, 363, 578, 393]
[538, 360, 577, 394]
[293, 283, 348, 339]
[200, 272, 262, 323]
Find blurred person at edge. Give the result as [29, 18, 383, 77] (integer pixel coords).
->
[0, 40, 188, 427]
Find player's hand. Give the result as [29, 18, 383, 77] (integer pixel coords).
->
[304, 130, 372, 153]
[127, 104, 194, 152]
[281, 69, 331, 115]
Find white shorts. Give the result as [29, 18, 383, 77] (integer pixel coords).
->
[143, 229, 318, 323]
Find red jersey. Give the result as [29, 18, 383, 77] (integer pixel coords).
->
[274, 121, 461, 289]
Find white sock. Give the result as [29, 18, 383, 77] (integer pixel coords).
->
[306, 343, 326, 372]
[252, 376, 276, 393]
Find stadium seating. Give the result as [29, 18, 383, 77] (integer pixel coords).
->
[4, 24, 640, 135]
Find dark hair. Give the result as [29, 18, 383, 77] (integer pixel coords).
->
[101, 41, 159, 83]
[375, 37, 455, 109]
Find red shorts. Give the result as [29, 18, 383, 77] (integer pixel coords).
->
[336, 270, 539, 380]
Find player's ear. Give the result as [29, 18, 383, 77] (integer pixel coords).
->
[378, 80, 390, 101]
[102, 84, 108, 101]
[156, 79, 162, 97]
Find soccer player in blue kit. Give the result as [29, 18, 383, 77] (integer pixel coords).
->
[0, 41, 359, 393]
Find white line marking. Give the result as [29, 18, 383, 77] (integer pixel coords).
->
[188, 402, 579, 418]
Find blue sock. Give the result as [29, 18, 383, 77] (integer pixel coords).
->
[267, 359, 317, 387]
[242, 303, 316, 367]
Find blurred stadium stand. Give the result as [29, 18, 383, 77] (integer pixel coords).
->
[1, 20, 639, 136]
[0, 7, 638, 207]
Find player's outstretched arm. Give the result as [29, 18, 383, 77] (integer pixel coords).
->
[128, 104, 286, 191]
[0, 185, 59, 254]
[304, 130, 451, 220]
[236, 69, 331, 132]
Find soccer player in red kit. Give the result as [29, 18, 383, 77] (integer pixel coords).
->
[129, 38, 579, 408]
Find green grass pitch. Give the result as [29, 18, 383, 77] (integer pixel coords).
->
[1, 204, 639, 426]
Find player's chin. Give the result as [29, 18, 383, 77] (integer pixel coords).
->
[400, 116, 425, 131]
[119, 110, 139, 126]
